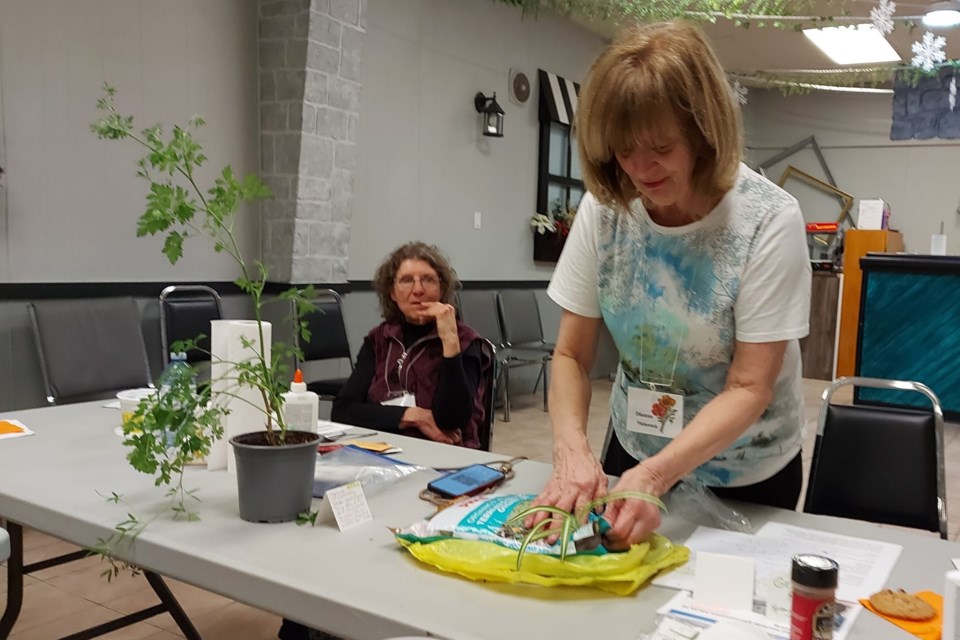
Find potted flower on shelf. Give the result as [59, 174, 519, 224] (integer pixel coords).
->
[91, 84, 320, 527]
[531, 200, 577, 263]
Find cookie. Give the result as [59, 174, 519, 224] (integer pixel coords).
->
[868, 589, 937, 621]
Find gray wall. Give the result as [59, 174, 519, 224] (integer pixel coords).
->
[744, 89, 960, 255]
[0, 0, 260, 283]
[349, 0, 607, 280]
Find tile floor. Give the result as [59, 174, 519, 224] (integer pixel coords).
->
[2, 378, 957, 638]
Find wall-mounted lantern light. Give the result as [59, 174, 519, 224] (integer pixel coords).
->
[474, 92, 505, 138]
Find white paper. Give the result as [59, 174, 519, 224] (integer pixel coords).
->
[654, 523, 902, 604]
[102, 400, 121, 409]
[952, 558, 960, 571]
[646, 617, 716, 640]
[756, 522, 902, 603]
[857, 199, 886, 230]
[693, 552, 755, 613]
[325, 481, 373, 531]
[699, 620, 771, 640]
[207, 320, 272, 473]
[657, 590, 862, 640]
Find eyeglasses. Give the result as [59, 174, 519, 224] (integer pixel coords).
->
[395, 275, 441, 291]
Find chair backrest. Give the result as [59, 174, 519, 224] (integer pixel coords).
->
[458, 291, 503, 347]
[477, 338, 497, 452]
[804, 376, 947, 538]
[29, 297, 153, 405]
[296, 289, 352, 365]
[159, 285, 223, 365]
[496, 289, 545, 347]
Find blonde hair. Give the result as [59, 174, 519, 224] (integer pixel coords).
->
[576, 21, 743, 213]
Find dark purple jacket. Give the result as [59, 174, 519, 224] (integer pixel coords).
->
[366, 320, 490, 449]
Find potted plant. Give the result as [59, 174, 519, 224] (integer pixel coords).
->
[531, 200, 577, 263]
[91, 84, 320, 526]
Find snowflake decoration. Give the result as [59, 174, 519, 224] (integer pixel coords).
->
[870, 0, 896, 35]
[731, 80, 748, 105]
[912, 31, 947, 72]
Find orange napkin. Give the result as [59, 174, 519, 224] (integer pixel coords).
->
[859, 591, 942, 640]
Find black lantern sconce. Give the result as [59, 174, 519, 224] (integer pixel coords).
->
[474, 92, 505, 138]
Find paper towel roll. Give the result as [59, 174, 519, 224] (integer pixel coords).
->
[207, 320, 272, 473]
[931, 234, 948, 256]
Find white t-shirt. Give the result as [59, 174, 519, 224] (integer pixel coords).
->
[548, 164, 812, 487]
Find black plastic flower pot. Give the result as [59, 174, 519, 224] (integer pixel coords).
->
[229, 430, 320, 523]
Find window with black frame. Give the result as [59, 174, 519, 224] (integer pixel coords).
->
[534, 69, 584, 263]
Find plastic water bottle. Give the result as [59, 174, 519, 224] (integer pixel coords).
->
[159, 351, 193, 393]
[158, 351, 193, 447]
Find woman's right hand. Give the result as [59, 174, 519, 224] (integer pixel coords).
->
[524, 444, 608, 531]
[400, 407, 461, 445]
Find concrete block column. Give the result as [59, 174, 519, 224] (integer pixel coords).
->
[259, 0, 365, 283]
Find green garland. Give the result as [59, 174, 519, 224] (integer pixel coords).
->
[492, 0, 956, 94]
[494, 0, 823, 24]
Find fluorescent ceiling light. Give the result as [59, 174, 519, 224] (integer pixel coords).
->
[923, 2, 960, 28]
[802, 24, 902, 65]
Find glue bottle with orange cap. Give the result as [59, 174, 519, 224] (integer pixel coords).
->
[281, 369, 319, 433]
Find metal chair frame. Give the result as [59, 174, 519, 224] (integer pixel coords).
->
[807, 376, 947, 539]
[159, 284, 223, 366]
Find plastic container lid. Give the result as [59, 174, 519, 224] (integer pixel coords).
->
[792, 554, 839, 588]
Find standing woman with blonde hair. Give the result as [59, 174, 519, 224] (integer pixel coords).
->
[531, 21, 811, 548]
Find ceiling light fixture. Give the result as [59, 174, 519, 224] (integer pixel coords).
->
[922, 1, 960, 28]
[802, 24, 902, 65]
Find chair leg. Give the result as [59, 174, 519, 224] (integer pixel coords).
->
[502, 364, 511, 422]
[0, 521, 25, 639]
[542, 359, 549, 412]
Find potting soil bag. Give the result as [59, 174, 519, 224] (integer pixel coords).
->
[394, 493, 689, 595]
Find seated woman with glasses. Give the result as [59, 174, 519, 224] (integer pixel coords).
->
[331, 241, 490, 448]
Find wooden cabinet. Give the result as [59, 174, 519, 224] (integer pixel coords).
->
[835, 229, 904, 377]
[800, 273, 841, 380]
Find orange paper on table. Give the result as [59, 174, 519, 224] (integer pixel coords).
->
[859, 591, 943, 640]
[0, 420, 24, 435]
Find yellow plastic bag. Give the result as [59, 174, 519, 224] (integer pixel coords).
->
[396, 532, 688, 596]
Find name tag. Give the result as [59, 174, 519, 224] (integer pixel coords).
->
[381, 392, 417, 408]
[626, 387, 684, 437]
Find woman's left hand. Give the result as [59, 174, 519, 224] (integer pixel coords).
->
[417, 302, 460, 356]
[601, 463, 665, 550]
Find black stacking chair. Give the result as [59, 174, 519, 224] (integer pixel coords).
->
[476, 338, 498, 451]
[496, 289, 554, 413]
[295, 289, 353, 399]
[159, 285, 223, 365]
[804, 376, 947, 539]
[28, 297, 153, 405]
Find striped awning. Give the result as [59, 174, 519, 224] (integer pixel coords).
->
[538, 69, 580, 126]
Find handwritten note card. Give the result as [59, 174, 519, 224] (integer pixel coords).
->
[0, 419, 34, 440]
[325, 481, 373, 531]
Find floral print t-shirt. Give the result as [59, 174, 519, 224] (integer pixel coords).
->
[548, 164, 812, 487]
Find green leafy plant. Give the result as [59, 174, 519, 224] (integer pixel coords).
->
[88, 84, 317, 571]
[505, 491, 666, 569]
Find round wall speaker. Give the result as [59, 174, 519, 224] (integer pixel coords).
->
[509, 68, 531, 105]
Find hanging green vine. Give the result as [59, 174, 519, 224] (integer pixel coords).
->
[492, 0, 956, 95]
[494, 0, 845, 28]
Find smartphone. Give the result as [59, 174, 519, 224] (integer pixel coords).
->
[427, 464, 506, 499]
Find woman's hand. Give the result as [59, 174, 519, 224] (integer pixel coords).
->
[400, 406, 461, 445]
[525, 444, 607, 532]
[601, 463, 665, 550]
[417, 302, 460, 357]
